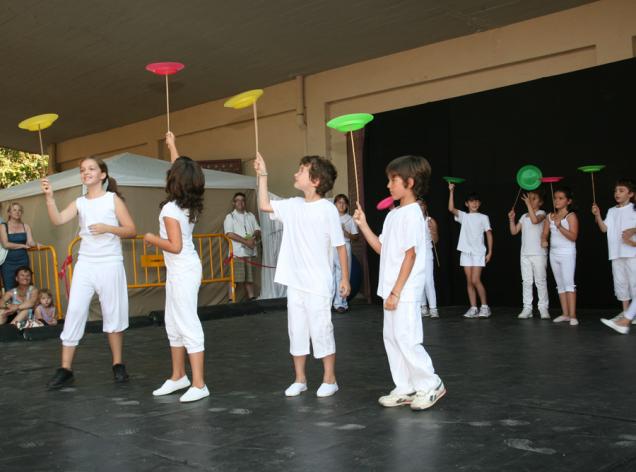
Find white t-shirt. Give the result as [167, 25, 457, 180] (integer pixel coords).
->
[340, 213, 359, 244]
[604, 203, 636, 260]
[548, 214, 576, 255]
[454, 210, 491, 256]
[159, 201, 200, 272]
[378, 202, 427, 302]
[270, 197, 345, 298]
[520, 210, 547, 256]
[76, 192, 122, 263]
[223, 210, 261, 257]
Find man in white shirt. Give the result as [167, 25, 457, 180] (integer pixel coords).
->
[223, 192, 261, 300]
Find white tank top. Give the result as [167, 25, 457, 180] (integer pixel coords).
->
[549, 213, 576, 255]
[76, 192, 123, 263]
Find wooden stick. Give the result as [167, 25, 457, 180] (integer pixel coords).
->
[350, 131, 360, 206]
[165, 74, 171, 132]
[591, 172, 597, 204]
[253, 101, 259, 155]
[37, 126, 44, 157]
[550, 183, 555, 212]
[511, 187, 522, 210]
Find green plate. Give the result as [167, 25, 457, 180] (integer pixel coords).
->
[326, 113, 374, 133]
[442, 176, 465, 184]
[516, 164, 543, 191]
[578, 165, 605, 173]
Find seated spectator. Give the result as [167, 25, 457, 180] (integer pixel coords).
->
[0, 202, 38, 290]
[0, 266, 39, 328]
[34, 288, 57, 326]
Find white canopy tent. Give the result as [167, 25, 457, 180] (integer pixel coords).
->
[0, 153, 284, 318]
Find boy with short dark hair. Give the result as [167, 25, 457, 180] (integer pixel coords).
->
[255, 152, 350, 397]
[354, 155, 445, 411]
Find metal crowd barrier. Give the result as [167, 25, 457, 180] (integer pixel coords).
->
[28, 245, 64, 319]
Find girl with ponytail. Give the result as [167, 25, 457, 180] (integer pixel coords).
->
[40, 157, 136, 389]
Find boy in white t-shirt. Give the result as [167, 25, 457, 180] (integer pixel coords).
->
[593, 179, 636, 331]
[255, 152, 350, 398]
[354, 155, 444, 411]
[508, 190, 550, 319]
[448, 186, 493, 318]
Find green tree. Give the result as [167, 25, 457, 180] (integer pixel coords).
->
[0, 147, 48, 189]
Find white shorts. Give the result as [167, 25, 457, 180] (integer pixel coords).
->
[287, 286, 335, 359]
[611, 257, 636, 301]
[60, 260, 129, 347]
[460, 252, 485, 267]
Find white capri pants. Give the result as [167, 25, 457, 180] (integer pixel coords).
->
[60, 260, 129, 347]
[520, 254, 549, 309]
[611, 257, 636, 301]
[549, 251, 576, 293]
[421, 253, 437, 309]
[333, 242, 351, 309]
[165, 262, 204, 354]
[384, 301, 440, 394]
[287, 286, 335, 359]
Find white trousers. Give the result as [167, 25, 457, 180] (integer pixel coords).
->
[611, 257, 636, 301]
[165, 262, 204, 354]
[520, 254, 549, 308]
[383, 301, 440, 394]
[421, 253, 437, 309]
[624, 298, 636, 320]
[549, 252, 576, 294]
[287, 287, 335, 359]
[333, 242, 351, 309]
[60, 260, 129, 347]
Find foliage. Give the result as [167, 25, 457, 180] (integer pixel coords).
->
[0, 147, 49, 189]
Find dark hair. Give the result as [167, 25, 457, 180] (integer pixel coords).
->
[233, 192, 246, 201]
[299, 155, 337, 197]
[616, 179, 636, 206]
[385, 155, 431, 198]
[554, 186, 576, 212]
[14, 266, 32, 280]
[334, 194, 349, 208]
[465, 192, 481, 202]
[80, 157, 124, 200]
[161, 156, 205, 223]
[527, 188, 544, 201]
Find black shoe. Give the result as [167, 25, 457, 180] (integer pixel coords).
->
[113, 363, 129, 383]
[47, 367, 74, 390]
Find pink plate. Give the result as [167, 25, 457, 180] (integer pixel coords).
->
[541, 177, 563, 183]
[376, 196, 395, 210]
[145, 62, 185, 75]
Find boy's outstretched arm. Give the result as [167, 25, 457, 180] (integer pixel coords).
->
[254, 152, 273, 213]
[336, 245, 351, 298]
[384, 247, 416, 311]
[448, 183, 458, 216]
[353, 205, 381, 254]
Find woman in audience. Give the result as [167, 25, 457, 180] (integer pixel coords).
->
[0, 202, 37, 290]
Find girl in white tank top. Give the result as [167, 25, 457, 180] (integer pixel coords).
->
[542, 187, 579, 325]
[41, 157, 136, 389]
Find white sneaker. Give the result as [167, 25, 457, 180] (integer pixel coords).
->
[478, 305, 492, 318]
[601, 318, 630, 334]
[378, 391, 415, 407]
[421, 306, 430, 317]
[553, 315, 571, 323]
[284, 382, 307, 397]
[539, 307, 551, 319]
[463, 307, 479, 318]
[411, 381, 446, 411]
[179, 385, 210, 403]
[517, 307, 532, 319]
[316, 382, 339, 397]
[429, 308, 439, 318]
[569, 318, 579, 326]
[152, 376, 191, 396]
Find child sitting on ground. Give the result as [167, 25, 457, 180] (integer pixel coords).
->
[34, 289, 57, 326]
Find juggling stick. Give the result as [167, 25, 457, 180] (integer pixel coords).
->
[512, 188, 522, 210]
[578, 165, 605, 204]
[327, 113, 374, 207]
[541, 177, 563, 212]
[145, 62, 185, 132]
[18, 113, 59, 176]
[224, 89, 264, 155]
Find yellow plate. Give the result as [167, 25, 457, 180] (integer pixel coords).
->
[224, 89, 263, 109]
[18, 113, 59, 131]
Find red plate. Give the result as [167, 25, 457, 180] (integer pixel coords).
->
[376, 196, 395, 210]
[540, 177, 563, 183]
[145, 62, 185, 75]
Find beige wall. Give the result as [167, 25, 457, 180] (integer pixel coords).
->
[55, 0, 636, 197]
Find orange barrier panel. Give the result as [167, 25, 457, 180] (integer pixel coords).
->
[28, 245, 64, 319]
[67, 234, 235, 301]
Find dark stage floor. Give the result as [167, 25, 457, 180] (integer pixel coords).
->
[1, 304, 636, 472]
